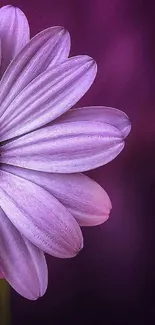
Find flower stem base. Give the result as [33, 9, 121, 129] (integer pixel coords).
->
[0, 279, 10, 325]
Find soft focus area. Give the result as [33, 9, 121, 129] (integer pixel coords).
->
[1, 0, 155, 324]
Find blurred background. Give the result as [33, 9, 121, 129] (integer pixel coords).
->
[1, 0, 155, 324]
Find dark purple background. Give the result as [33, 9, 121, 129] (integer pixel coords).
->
[1, 0, 155, 324]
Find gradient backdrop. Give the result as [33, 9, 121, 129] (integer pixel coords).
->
[1, 0, 155, 324]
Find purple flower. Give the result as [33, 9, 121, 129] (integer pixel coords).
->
[0, 5, 131, 299]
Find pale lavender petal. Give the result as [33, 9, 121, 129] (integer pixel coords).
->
[0, 5, 30, 76]
[0, 164, 112, 226]
[0, 170, 83, 258]
[56, 106, 131, 138]
[0, 207, 47, 300]
[0, 56, 97, 141]
[0, 26, 70, 117]
[0, 121, 124, 173]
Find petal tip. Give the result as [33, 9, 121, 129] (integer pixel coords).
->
[71, 232, 84, 258]
[122, 121, 131, 138]
[99, 193, 112, 225]
[108, 197, 112, 211]
[87, 56, 97, 69]
[73, 240, 84, 257]
[0, 5, 19, 12]
[60, 26, 69, 36]
[0, 4, 12, 9]
[60, 27, 71, 46]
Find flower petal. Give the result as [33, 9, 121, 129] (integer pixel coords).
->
[0, 121, 124, 173]
[0, 164, 112, 226]
[0, 207, 47, 300]
[0, 56, 97, 141]
[56, 106, 131, 138]
[0, 170, 83, 258]
[0, 5, 30, 76]
[0, 26, 70, 118]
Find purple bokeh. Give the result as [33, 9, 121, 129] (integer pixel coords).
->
[0, 0, 155, 323]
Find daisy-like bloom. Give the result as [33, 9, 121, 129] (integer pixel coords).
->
[0, 5, 131, 299]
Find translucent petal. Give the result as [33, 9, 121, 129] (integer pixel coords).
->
[0, 5, 30, 76]
[0, 26, 70, 117]
[0, 121, 124, 173]
[0, 170, 83, 258]
[0, 164, 112, 226]
[56, 106, 131, 138]
[0, 207, 48, 300]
